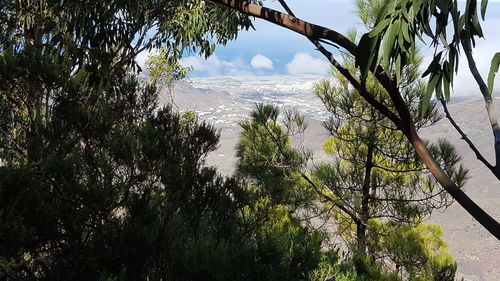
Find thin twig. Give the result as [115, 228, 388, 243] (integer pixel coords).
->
[440, 98, 494, 170]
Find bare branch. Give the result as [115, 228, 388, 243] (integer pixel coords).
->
[440, 98, 495, 172]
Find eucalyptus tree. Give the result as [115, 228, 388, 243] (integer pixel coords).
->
[206, 0, 500, 239]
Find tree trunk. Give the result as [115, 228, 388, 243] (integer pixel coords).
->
[26, 23, 44, 164]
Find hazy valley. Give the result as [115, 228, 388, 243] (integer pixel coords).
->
[169, 76, 500, 281]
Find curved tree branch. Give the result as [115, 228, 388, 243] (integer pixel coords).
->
[211, 0, 357, 54]
[276, 0, 401, 126]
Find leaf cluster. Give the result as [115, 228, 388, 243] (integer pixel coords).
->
[356, 0, 499, 105]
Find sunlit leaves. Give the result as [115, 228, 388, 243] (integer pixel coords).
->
[372, 222, 457, 280]
[357, 0, 417, 86]
[146, 46, 192, 86]
[488, 52, 500, 94]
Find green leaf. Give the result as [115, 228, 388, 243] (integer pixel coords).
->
[382, 21, 399, 70]
[487, 52, 500, 94]
[435, 75, 443, 100]
[443, 75, 451, 102]
[396, 55, 401, 84]
[422, 51, 443, 78]
[356, 33, 380, 81]
[423, 74, 440, 112]
[401, 21, 411, 43]
[481, 0, 488, 20]
[369, 18, 391, 38]
[471, 13, 484, 37]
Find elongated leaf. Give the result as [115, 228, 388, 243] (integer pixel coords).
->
[401, 21, 411, 43]
[481, 0, 488, 20]
[423, 74, 440, 112]
[487, 52, 500, 94]
[422, 51, 443, 78]
[356, 33, 380, 81]
[383, 21, 399, 70]
[369, 18, 391, 38]
[471, 13, 484, 37]
[396, 55, 401, 83]
[435, 75, 443, 100]
[444, 75, 451, 102]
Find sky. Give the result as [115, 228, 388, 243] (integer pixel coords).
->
[136, 0, 500, 96]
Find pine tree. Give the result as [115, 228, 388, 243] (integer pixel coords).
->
[312, 29, 466, 279]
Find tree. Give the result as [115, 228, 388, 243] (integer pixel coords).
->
[0, 0, 255, 167]
[236, 104, 314, 208]
[237, 103, 459, 280]
[304, 4, 467, 277]
[0, 44, 325, 281]
[205, 0, 500, 240]
[0, 1, 330, 279]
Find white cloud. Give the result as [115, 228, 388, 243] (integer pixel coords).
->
[250, 54, 274, 69]
[285, 52, 330, 75]
[180, 55, 251, 76]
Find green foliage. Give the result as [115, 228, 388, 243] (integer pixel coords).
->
[236, 104, 314, 207]
[0, 64, 324, 281]
[146, 46, 193, 86]
[314, 47, 466, 227]
[237, 95, 460, 280]
[304, 2, 466, 277]
[368, 222, 457, 281]
[252, 204, 323, 281]
[0, 0, 327, 279]
[488, 52, 500, 94]
[355, 0, 498, 104]
[234, 104, 326, 280]
[309, 250, 404, 281]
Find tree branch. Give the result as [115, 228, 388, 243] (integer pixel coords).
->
[210, 0, 357, 54]
[440, 98, 495, 172]
[276, 0, 401, 126]
[461, 38, 500, 177]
